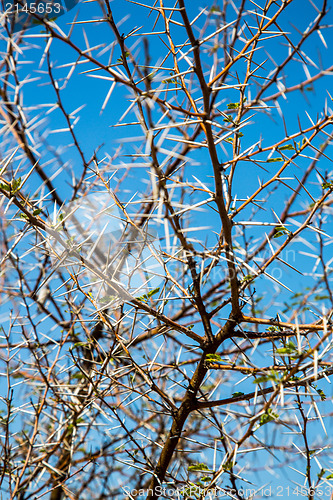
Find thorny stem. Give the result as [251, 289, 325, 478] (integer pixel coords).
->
[1, 1, 333, 498]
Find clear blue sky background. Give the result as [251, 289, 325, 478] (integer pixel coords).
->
[2, 0, 333, 497]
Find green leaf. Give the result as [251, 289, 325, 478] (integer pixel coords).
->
[312, 384, 326, 401]
[314, 295, 329, 300]
[259, 408, 279, 426]
[232, 392, 244, 398]
[188, 463, 209, 471]
[206, 353, 222, 362]
[98, 295, 115, 303]
[276, 342, 297, 355]
[117, 51, 130, 63]
[227, 98, 246, 109]
[162, 72, 181, 84]
[227, 102, 239, 109]
[267, 157, 283, 163]
[254, 370, 281, 384]
[223, 460, 234, 471]
[279, 144, 295, 151]
[273, 225, 290, 238]
[276, 347, 294, 355]
[73, 342, 91, 348]
[11, 177, 22, 193]
[147, 287, 160, 298]
[317, 388, 326, 401]
[241, 274, 254, 282]
[1, 177, 22, 194]
[32, 18, 44, 25]
[136, 287, 160, 302]
[33, 208, 42, 216]
[267, 326, 279, 332]
[162, 78, 179, 84]
[295, 137, 307, 151]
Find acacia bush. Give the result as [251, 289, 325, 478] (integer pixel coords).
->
[1, 0, 333, 499]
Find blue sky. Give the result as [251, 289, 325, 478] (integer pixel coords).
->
[1, 0, 333, 497]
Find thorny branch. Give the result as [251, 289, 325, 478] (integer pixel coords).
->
[1, 1, 333, 499]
